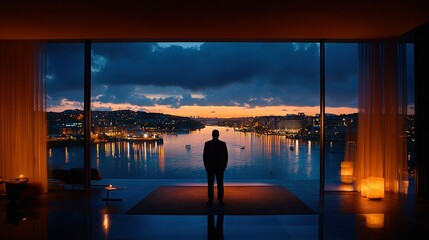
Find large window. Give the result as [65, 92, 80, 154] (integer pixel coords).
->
[325, 43, 359, 191]
[406, 43, 415, 195]
[46, 43, 85, 186]
[323, 42, 415, 193]
[45, 41, 415, 195]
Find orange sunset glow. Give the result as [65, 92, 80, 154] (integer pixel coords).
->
[48, 99, 357, 117]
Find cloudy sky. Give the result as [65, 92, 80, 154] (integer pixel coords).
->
[46, 42, 364, 118]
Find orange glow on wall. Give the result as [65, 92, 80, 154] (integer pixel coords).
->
[396, 180, 409, 195]
[400, 180, 409, 195]
[361, 178, 368, 197]
[0, 41, 48, 192]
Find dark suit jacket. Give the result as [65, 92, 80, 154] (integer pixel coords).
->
[203, 138, 228, 172]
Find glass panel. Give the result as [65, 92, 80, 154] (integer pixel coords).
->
[324, 43, 359, 191]
[46, 43, 85, 188]
[90, 42, 320, 195]
[406, 43, 415, 195]
[42, 41, 417, 195]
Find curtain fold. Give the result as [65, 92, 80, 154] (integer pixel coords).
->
[0, 40, 47, 193]
[356, 42, 408, 194]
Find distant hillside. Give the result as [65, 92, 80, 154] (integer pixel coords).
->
[47, 109, 205, 131]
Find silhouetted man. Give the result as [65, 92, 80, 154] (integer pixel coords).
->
[203, 129, 228, 205]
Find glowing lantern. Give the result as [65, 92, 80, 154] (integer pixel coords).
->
[361, 178, 367, 197]
[365, 214, 384, 228]
[400, 180, 409, 195]
[340, 161, 354, 183]
[367, 177, 385, 199]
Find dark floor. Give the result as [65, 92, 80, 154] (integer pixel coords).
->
[1, 179, 429, 240]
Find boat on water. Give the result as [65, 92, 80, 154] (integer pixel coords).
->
[240, 145, 245, 149]
[185, 144, 191, 149]
[289, 145, 295, 151]
[124, 133, 164, 143]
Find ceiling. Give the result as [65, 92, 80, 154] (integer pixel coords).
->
[1, 0, 429, 41]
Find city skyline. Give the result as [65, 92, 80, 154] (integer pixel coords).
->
[46, 42, 369, 118]
[47, 102, 358, 118]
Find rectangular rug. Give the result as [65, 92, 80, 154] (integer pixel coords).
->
[126, 185, 315, 215]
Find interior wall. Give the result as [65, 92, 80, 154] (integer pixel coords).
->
[1, 1, 429, 40]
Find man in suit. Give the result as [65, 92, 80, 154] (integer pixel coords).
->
[203, 129, 228, 205]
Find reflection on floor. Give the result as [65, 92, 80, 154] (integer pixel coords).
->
[1, 179, 429, 239]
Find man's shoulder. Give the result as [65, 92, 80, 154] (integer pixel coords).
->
[205, 139, 225, 144]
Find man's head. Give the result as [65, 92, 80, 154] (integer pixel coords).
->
[212, 129, 220, 139]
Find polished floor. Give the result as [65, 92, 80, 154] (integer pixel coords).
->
[1, 179, 429, 240]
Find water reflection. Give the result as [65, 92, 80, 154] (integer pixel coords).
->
[207, 214, 224, 240]
[96, 144, 100, 168]
[48, 126, 344, 182]
[64, 147, 68, 163]
[103, 214, 110, 238]
[363, 214, 384, 229]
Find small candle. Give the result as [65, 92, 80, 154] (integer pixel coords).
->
[109, 185, 112, 188]
[19, 174, 23, 178]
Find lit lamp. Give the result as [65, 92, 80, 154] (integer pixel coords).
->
[399, 180, 409, 195]
[340, 161, 354, 184]
[365, 214, 384, 228]
[361, 178, 367, 197]
[367, 177, 385, 199]
[14, 174, 29, 183]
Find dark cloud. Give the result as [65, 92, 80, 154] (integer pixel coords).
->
[47, 42, 361, 110]
[46, 43, 85, 101]
[92, 42, 321, 91]
[91, 84, 154, 106]
[325, 43, 359, 108]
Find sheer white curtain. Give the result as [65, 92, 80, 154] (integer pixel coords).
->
[0, 40, 48, 192]
[356, 42, 408, 194]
